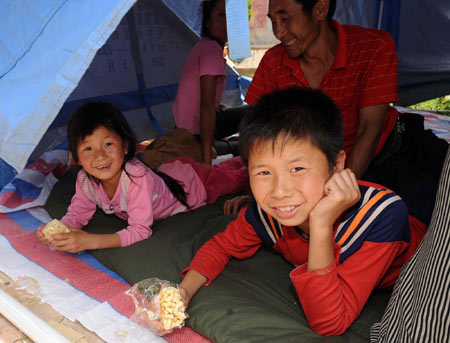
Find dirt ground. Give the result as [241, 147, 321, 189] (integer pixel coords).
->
[0, 271, 104, 343]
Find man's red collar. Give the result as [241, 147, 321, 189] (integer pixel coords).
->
[281, 19, 348, 71]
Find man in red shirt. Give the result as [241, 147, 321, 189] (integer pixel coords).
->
[246, 0, 397, 179]
[228, 0, 447, 226]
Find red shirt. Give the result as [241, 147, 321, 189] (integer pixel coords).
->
[245, 20, 399, 156]
[182, 183, 426, 336]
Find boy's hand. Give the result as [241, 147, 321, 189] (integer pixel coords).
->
[178, 286, 192, 308]
[310, 169, 360, 228]
[36, 224, 51, 245]
[50, 229, 91, 253]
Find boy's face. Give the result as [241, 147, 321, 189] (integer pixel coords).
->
[249, 136, 333, 231]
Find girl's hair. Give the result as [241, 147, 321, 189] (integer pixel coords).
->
[201, 0, 223, 37]
[68, 101, 190, 208]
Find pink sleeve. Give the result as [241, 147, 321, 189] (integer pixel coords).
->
[116, 172, 156, 247]
[60, 178, 97, 229]
[180, 209, 263, 284]
[290, 241, 405, 336]
[198, 40, 226, 78]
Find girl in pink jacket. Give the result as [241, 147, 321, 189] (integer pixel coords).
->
[37, 102, 247, 252]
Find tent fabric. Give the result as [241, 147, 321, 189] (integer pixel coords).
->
[0, 0, 137, 177]
[334, 0, 450, 106]
[0, 0, 248, 190]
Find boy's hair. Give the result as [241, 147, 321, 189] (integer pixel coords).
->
[68, 102, 190, 208]
[239, 87, 343, 171]
[68, 101, 137, 164]
[201, 0, 222, 37]
[295, 0, 336, 21]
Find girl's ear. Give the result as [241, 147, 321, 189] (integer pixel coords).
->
[333, 150, 346, 173]
[123, 141, 129, 156]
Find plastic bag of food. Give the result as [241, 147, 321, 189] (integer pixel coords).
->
[125, 278, 188, 335]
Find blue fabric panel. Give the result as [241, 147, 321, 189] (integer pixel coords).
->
[226, 0, 251, 61]
[49, 76, 242, 130]
[0, 0, 136, 174]
[162, 0, 203, 36]
[5, 179, 41, 200]
[6, 210, 42, 232]
[0, 158, 17, 191]
[374, 0, 401, 46]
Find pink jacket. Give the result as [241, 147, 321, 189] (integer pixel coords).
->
[61, 159, 207, 246]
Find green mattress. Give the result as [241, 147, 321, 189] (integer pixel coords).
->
[46, 166, 390, 343]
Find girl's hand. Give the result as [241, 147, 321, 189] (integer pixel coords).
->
[50, 228, 91, 253]
[310, 169, 361, 229]
[36, 224, 51, 245]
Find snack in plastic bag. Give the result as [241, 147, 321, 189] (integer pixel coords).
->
[42, 219, 70, 240]
[125, 278, 188, 335]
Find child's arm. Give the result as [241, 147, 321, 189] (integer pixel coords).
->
[308, 169, 360, 271]
[179, 270, 208, 307]
[292, 171, 411, 336]
[180, 208, 264, 306]
[50, 231, 121, 253]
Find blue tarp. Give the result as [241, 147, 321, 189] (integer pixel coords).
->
[0, 0, 249, 189]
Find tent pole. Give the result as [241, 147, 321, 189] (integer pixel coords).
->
[0, 287, 69, 343]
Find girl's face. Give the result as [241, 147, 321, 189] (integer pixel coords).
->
[206, 0, 227, 45]
[76, 125, 128, 192]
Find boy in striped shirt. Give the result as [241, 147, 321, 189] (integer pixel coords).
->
[179, 87, 426, 336]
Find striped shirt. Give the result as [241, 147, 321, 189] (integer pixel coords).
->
[183, 181, 426, 336]
[370, 147, 450, 342]
[245, 20, 399, 156]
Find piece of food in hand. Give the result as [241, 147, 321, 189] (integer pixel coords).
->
[42, 219, 70, 240]
[157, 286, 188, 331]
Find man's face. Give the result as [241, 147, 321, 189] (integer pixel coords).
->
[268, 0, 321, 59]
[248, 136, 332, 231]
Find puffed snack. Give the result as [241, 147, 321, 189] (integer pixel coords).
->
[42, 219, 70, 240]
[158, 286, 188, 331]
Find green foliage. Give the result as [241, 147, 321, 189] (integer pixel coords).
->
[248, 0, 252, 21]
[409, 95, 450, 112]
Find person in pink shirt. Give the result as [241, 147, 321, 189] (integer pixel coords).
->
[173, 0, 248, 165]
[36, 102, 248, 252]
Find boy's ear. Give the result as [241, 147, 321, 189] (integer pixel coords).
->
[333, 150, 346, 173]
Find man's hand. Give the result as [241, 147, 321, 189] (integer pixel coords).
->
[223, 195, 252, 215]
[310, 169, 361, 229]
